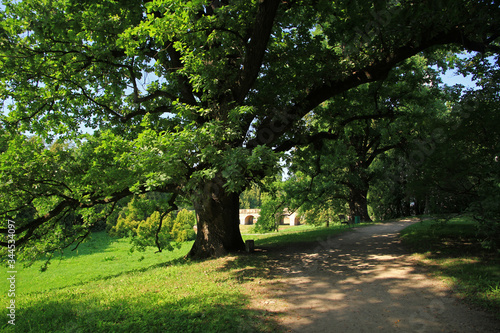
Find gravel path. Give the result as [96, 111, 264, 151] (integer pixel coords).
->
[253, 219, 499, 333]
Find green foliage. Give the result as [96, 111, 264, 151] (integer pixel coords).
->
[368, 151, 414, 220]
[108, 193, 196, 251]
[125, 208, 196, 252]
[469, 180, 500, 250]
[394, 56, 500, 245]
[301, 206, 337, 227]
[1, 0, 499, 259]
[133, 211, 175, 251]
[286, 54, 448, 221]
[253, 193, 282, 233]
[170, 209, 196, 243]
[239, 184, 262, 209]
[110, 193, 172, 236]
[113, 205, 145, 238]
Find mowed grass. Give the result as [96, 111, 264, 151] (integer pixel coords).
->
[0, 222, 358, 332]
[2, 232, 194, 295]
[400, 216, 500, 317]
[241, 222, 370, 247]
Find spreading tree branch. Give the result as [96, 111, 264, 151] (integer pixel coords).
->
[154, 193, 178, 253]
[235, 0, 281, 103]
[0, 185, 178, 247]
[248, 25, 500, 150]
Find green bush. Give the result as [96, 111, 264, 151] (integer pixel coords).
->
[300, 206, 339, 227]
[171, 209, 197, 242]
[254, 195, 281, 233]
[113, 213, 141, 237]
[134, 211, 175, 251]
[108, 193, 173, 236]
[130, 209, 196, 251]
[111, 196, 152, 237]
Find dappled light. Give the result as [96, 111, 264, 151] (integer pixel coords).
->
[0, 0, 499, 331]
[225, 220, 500, 332]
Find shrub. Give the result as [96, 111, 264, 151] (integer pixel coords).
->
[131, 211, 175, 251]
[113, 212, 141, 237]
[254, 195, 282, 233]
[171, 209, 196, 242]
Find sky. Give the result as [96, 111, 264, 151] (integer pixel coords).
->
[0, 67, 480, 117]
[440, 70, 477, 89]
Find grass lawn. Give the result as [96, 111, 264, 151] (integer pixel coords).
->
[242, 222, 372, 247]
[1, 222, 360, 332]
[400, 216, 500, 317]
[2, 233, 194, 295]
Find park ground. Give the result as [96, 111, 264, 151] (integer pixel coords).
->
[243, 219, 499, 332]
[1, 217, 499, 332]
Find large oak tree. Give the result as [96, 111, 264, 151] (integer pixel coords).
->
[1, 0, 499, 259]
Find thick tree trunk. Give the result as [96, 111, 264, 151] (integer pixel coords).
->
[348, 186, 372, 222]
[187, 177, 245, 259]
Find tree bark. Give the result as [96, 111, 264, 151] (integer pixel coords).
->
[187, 176, 245, 259]
[348, 185, 372, 222]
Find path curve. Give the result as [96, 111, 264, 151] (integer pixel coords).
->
[254, 220, 499, 333]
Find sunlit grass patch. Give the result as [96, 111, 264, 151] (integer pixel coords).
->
[1, 232, 193, 295]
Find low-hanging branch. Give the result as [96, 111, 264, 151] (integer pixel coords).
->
[0, 184, 179, 247]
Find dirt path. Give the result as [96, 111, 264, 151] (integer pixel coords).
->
[251, 219, 499, 333]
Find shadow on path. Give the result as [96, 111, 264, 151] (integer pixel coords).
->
[250, 220, 500, 333]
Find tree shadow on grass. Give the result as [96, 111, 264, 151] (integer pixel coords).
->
[2, 254, 284, 333]
[53, 232, 124, 260]
[2, 294, 279, 333]
[402, 219, 500, 315]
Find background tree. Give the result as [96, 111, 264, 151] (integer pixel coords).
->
[133, 211, 175, 252]
[1, 0, 499, 259]
[170, 209, 197, 243]
[239, 184, 262, 209]
[111, 192, 172, 236]
[131, 208, 196, 251]
[366, 52, 500, 252]
[299, 199, 340, 227]
[285, 55, 450, 221]
[252, 175, 290, 234]
[403, 54, 500, 248]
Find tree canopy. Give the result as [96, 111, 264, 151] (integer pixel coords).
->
[1, 0, 499, 259]
[283, 54, 450, 221]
